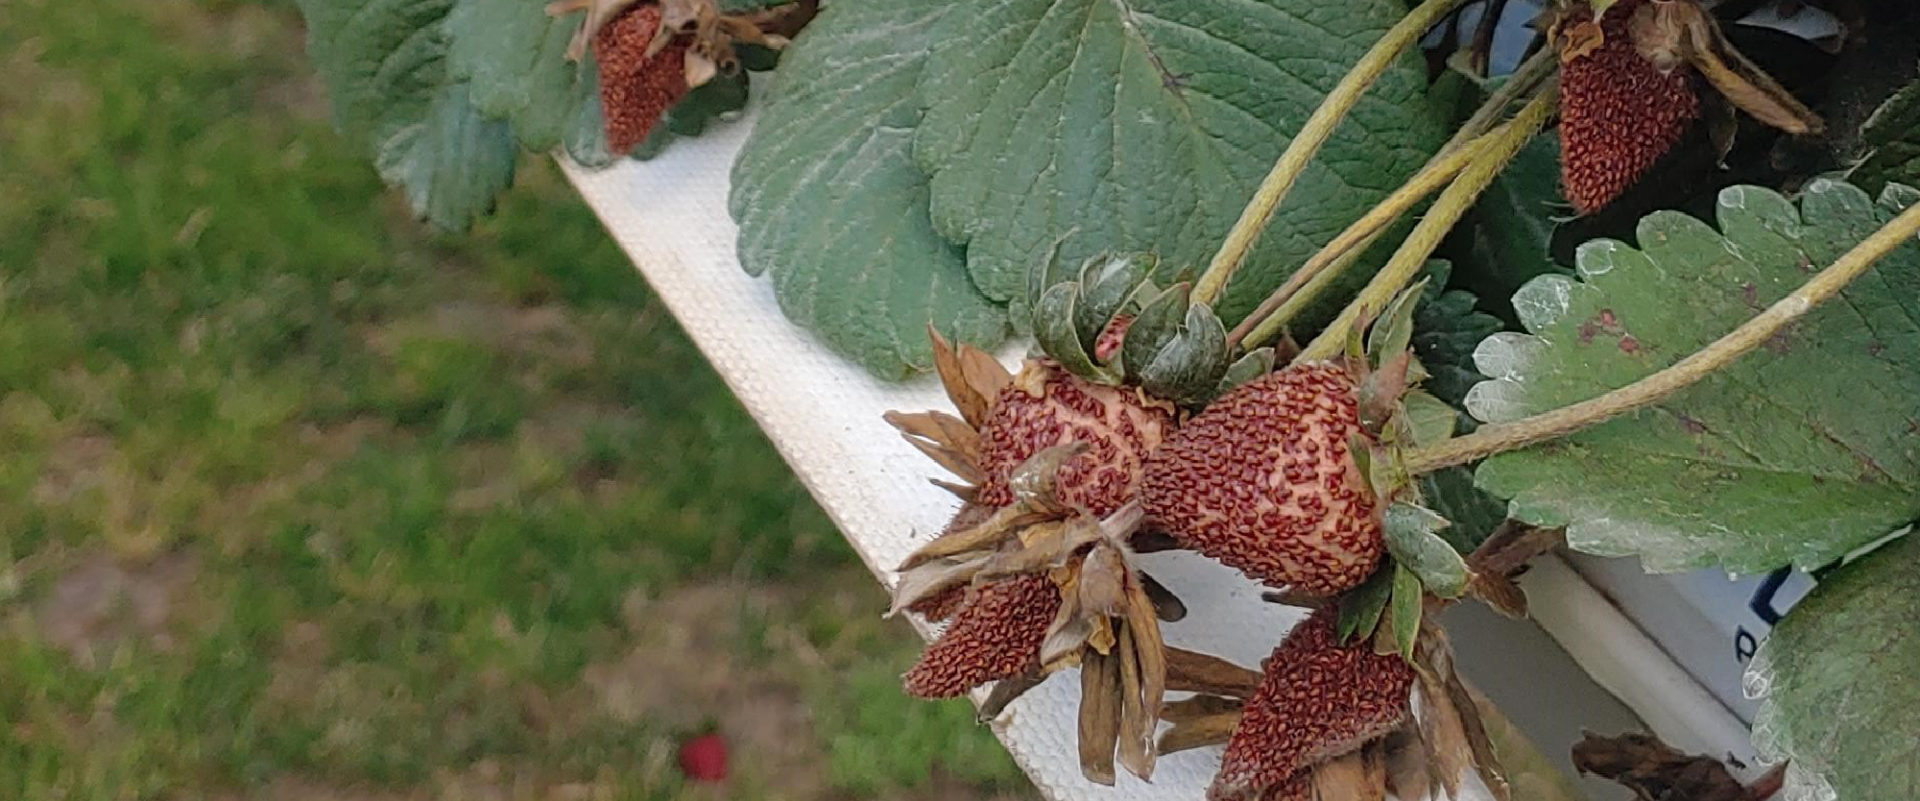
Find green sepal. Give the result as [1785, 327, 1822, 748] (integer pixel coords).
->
[1383, 502, 1470, 598]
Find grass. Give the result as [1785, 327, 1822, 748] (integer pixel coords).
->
[0, 0, 1025, 797]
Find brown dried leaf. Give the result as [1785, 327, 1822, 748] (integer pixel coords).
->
[887, 555, 986, 617]
[885, 410, 983, 484]
[928, 326, 1006, 428]
[1157, 710, 1239, 755]
[1558, 17, 1605, 62]
[1076, 543, 1131, 618]
[1078, 649, 1122, 785]
[896, 505, 1036, 571]
[1414, 666, 1470, 798]
[1139, 571, 1187, 622]
[1115, 622, 1157, 780]
[1165, 647, 1264, 699]
[1310, 747, 1386, 801]
[1381, 726, 1431, 801]
[1467, 571, 1528, 618]
[1572, 731, 1759, 801]
[978, 672, 1045, 722]
[1160, 694, 1242, 723]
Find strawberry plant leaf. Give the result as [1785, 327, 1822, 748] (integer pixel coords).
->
[1337, 565, 1393, 645]
[911, 0, 1450, 322]
[1383, 503, 1468, 598]
[728, 0, 1008, 378]
[447, 0, 588, 150]
[1463, 133, 1571, 306]
[1749, 532, 1920, 801]
[1418, 467, 1505, 554]
[298, 0, 518, 230]
[1468, 180, 1920, 573]
[1847, 80, 1920, 191]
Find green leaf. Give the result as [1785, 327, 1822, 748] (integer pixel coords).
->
[1418, 467, 1506, 554]
[1462, 132, 1571, 306]
[1849, 81, 1920, 191]
[298, 0, 518, 230]
[1400, 390, 1457, 449]
[1412, 264, 1505, 413]
[1382, 503, 1469, 598]
[727, 0, 1008, 378]
[1337, 565, 1394, 645]
[911, 0, 1450, 321]
[446, 0, 587, 150]
[1469, 181, 1920, 573]
[1749, 532, 1920, 801]
[1388, 564, 1422, 661]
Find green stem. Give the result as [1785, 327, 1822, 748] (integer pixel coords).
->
[1405, 195, 1920, 474]
[1228, 138, 1487, 349]
[1228, 47, 1560, 351]
[1293, 87, 1558, 363]
[1189, 0, 1472, 307]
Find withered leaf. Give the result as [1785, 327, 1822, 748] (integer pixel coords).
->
[896, 504, 1034, 570]
[887, 555, 986, 617]
[1381, 726, 1431, 801]
[1157, 710, 1239, 756]
[928, 326, 1006, 429]
[1160, 694, 1241, 723]
[1572, 731, 1762, 801]
[1115, 621, 1158, 780]
[1165, 647, 1264, 699]
[1413, 668, 1470, 798]
[1078, 649, 1122, 785]
[978, 672, 1045, 722]
[1310, 747, 1387, 801]
[1653, 0, 1824, 135]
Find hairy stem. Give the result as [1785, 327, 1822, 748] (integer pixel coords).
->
[1293, 86, 1557, 363]
[1190, 0, 1471, 307]
[1405, 196, 1920, 473]
[1228, 138, 1487, 350]
[1225, 45, 1561, 350]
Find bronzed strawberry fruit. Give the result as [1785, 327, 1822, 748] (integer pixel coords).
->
[1140, 362, 1382, 597]
[974, 360, 1177, 515]
[903, 572, 1062, 698]
[594, 3, 691, 155]
[1210, 610, 1414, 801]
[1557, 0, 1701, 213]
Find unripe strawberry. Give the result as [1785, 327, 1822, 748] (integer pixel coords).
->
[1210, 610, 1415, 801]
[903, 572, 1061, 698]
[1139, 363, 1382, 596]
[1558, 0, 1701, 213]
[594, 3, 691, 155]
[975, 361, 1176, 516]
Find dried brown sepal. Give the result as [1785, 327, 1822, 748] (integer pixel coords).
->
[977, 671, 1045, 722]
[1630, 0, 1824, 136]
[1415, 625, 1511, 800]
[1139, 570, 1187, 622]
[1309, 747, 1386, 801]
[1078, 647, 1123, 785]
[895, 504, 1038, 571]
[1158, 709, 1241, 756]
[1114, 623, 1155, 781]
[887, 555, 987, 618]
[1118, 576, 1167, 780]
[1380, 726, 1432, 801]
[1161, 694, 1242, 723]
[886, 411, 985, 486]
[928, 324, 1011, 430]
[1165, 647, 1265, 699]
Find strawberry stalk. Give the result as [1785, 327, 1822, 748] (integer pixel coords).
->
[1227, 47, 1558, 351]
[1294, 86, 1557, 364]
[1404, 197, 1920, 473]
[1190, 0, 1472, 308]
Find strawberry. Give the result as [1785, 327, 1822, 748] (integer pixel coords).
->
[1557, 0, 1701, 213]
[1140, 362, 1382, 597]
[1210, 610, 1414, 801]
[903, 572, 1062, 699]
[677, 732, 729, 783]
[973, 360, 1177, 516]
[593, 3, 692, 156]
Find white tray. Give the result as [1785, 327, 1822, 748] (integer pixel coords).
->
[558, 111, 1762, 799]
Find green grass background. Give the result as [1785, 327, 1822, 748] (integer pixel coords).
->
[0, 0, 1025, 796]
